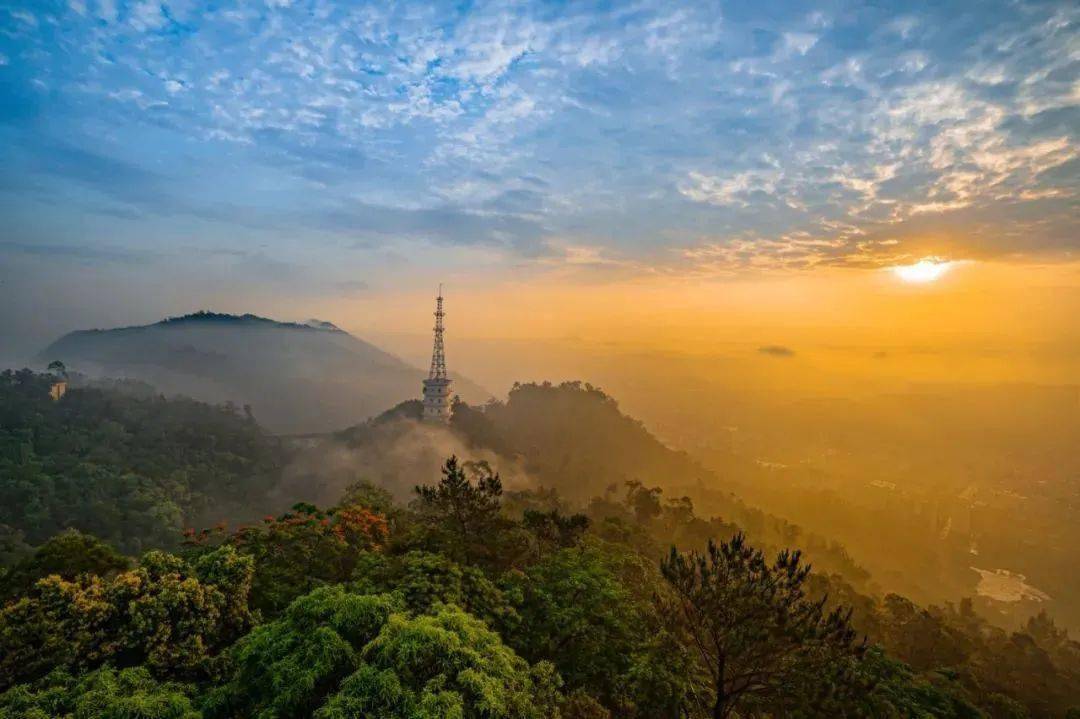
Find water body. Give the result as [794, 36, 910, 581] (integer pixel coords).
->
[970, 567, 1051, 603]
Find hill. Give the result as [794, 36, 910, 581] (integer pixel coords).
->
[37, 311, 489, 434]
[0, 368, 290, 557]
[324, 382, 870, 585]
[3, 373, 1079, 716]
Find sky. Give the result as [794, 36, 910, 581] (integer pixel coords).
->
[0, 0, 1077, 373]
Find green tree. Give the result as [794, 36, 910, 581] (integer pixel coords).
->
[187, 503, 389, 617]
[504, 546, 637, 702]
[353, 550, 517, 627]
[505, 542, 689, 717]
[0, 371, 290, 555]
[0, 666, 200, 719]
[207, 585, 559, 719]
[412, 456, 519, 567]
[317, 607, 560, 719]
[0, 546, 254, 690]
[659, 533, 866, 718]
[1, 530, 130, 601]
[847, 648, 981, 719]
[521, 510, 589, 559]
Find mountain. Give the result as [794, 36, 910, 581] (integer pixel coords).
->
[320, 382, 871, 585]
[3, 373, 1076, 718]
[37, 311, 488, 434]
[0, 368, 290, 557]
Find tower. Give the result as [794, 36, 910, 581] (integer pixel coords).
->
[422, 286, 453, 423]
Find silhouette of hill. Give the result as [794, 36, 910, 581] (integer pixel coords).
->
[37, 311, 488, 434]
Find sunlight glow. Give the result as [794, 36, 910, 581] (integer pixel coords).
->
[891, 258, 955, 283]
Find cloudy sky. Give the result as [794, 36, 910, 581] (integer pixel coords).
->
[0, 0, 1077, 360]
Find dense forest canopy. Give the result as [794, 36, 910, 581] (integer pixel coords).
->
[0, 368, 289, 557]
[1, 372, 1078, 717]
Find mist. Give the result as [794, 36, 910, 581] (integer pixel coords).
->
[276, 418, 535, 509]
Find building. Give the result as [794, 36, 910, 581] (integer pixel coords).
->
[49, 380, 67, 401]
[421, 287, 453, 423]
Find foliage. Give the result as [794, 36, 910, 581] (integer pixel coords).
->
[873, 597, 1080, 717]
[186, 503, 388, 616]
[502, 545, 642, 706]
[0, 370, 288, 555]
[317, 606, 560, 719]
[1, 529, 130, 602]
[411, 456, 525, 568]
[852, 648, 983, 719]
[0, 666, 200, 719]
[205, 587, 398, 718]
[207, 586, 558, 719]
[352, 550, 517, 628]
[338, 479, 399, 520]
[0, 545, 254, 690]
[659, 533, 867, 718]
[2, 369, 1078, 719]
[520, 509, 590, 559]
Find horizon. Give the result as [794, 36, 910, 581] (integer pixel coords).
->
[0, 0, 1077, 376]
[1, 2, 1080, 711]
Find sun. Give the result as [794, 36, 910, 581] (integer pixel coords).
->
[890, 258, 955, 283]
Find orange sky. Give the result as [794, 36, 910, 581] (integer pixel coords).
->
[307, 259, 1080, 394]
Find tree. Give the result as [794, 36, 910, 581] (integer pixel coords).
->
[317, 606, 560, 719]
[205, 587, 399, 718]
[412, 456, 518, 567]
[504, 546, 639, 704]
[624, 481, 662, 525]
[187, 503, 388, 617]
[521, 509, 589, 559]
[1, 529, 130, 601]
[45, 360, 66, 377]
[659, 533, 866, 718]
[0, 666, 200, 719]
[876, 594, 970, 672]
[352, 550, 517, 628]
[0, 372, 290, 555]
[503, 542, 691, 717]
[845, 648, 982, 718]
[0, 546, 254, 690]
[206, 586, 559, 719]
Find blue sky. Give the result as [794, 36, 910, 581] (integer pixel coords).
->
[0, 0, 1077, 351]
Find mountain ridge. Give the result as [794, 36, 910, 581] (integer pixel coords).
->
[58, 311, 347, 335]
[37, 311, 488, 434]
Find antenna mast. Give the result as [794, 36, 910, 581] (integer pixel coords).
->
[428, 284, 447, 380]
[421, 284, 453, 422]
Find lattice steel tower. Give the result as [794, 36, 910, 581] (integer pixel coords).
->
[422, 285, 453, 422]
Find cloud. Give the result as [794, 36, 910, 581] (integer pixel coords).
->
[758, 345, 796, 357]
[335, 279, 370, 294]
[9, 9, 37, 27]
[680, 170, 782, 207]
[0, 242, 153, 264]
[129, 0, 170, 31]
[0, 0, 1075, 278]
[97, 0, 118, 23]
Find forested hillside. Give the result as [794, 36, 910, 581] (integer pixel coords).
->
[2, 372, 1078, 716]
[448, 382, 870, 584]
[0, 369, 289, 558]
[2, 453, 1078, 717]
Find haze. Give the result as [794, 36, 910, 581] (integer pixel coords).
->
[1, 0, 1078, 628]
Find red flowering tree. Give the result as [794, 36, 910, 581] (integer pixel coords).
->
[185, 502, 388, 617]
